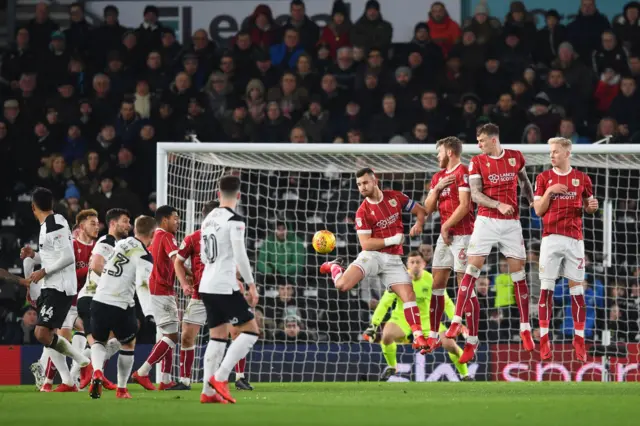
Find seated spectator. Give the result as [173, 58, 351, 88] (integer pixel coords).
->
[596, 116, 624, 142]
[592, 30, 629, 76]
[319, 1, 351, 59]
[27, 2, 59, 54]
[318, 73, 348, 117]
[63, 124, 86, 165]
[462, 1, 501, 47]
[1, 306, 38, 345]
[552, 42, 593, 104]
[415, 90, 451, 140]
[257, 221, 305, 282]
[404, 121, 434, 144]
[558, 118, 591, 144]
[544, 68, 584, 122]
[566, 0, 611, 64]
[450, 30, 486, 75]
[354, 72, 383, 119]
[222, 102, 254, 143]
[489, 92, 527, 142]
[114, 98, 144, 146]
[609, 75, 640, 135]
[613, 1, 640, 51]
[253, 102, 292, 142]
[166, 72, 197, 117]
[242, 4, 279, 50]
[502, 1, 536, 53]
[74, 150, 108, 196]
[427, 1, 462, 56]
[273, 315, 312, 342]
[329, 47, 358, 93]
[289, 126, 308, 143]
[91, 5, 127, 69]
[496, 27, 532, 80]
[270, 28, 304, 70]
[55, 184, 82, 224]
[477, 54, 510, 107]
[295, 53, 320, 94]
[510, 78, 534, 110]
[38, 153, 73, 200]
[159, 28, 182, 74]
[296, 98, 329, 143]
[231, 31, 258, 73]
[180, 53, 206, 91]
[220, 52, 250, 99]
[453, 92, 485, 142]
[408, 23, 444, 79]
[534, 9, 567, 66]
[267, 71, 309, 122]
[435, 52, 474, 106]
[350, 0, 393, 55]
[135, 6, 164, 56]
[527, 93, 561, 141]
[203, 72, 234, 120]
[1, 28, 36, 87]
[368, 94, 408, 143]
[521, 123, 542, 144]
[279, 0, 320, 54]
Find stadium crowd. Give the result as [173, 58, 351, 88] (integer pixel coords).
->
[0, 0, 639, 347]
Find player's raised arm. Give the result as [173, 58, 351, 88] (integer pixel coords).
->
[424, 175, 455, 215]
[32, 225, 75, 282]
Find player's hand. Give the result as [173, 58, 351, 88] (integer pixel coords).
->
[363, 324, 378, 342]
[246, 284, 259, 308]
[547, 184, 568, 195]
[28, 269, 46, 283]
[19, 277, 30, 287]
[586, 198, 599, 213]
[441, 224, 452, 245]
[20, 246, 35, 260]
[181, 282, 193, 296]
[409, 222, 423, 237]
[434, 175, 456, 191]
[497, 203, 515, 216]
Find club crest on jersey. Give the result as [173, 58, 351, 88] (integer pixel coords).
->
[508, 158, 516, 167]
[389, 199, 398, 207]
[572, 179, 580, 187]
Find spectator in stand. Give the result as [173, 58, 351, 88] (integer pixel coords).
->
[502, 1, 536, 52]
[267, 71, 309, 122]
[521, 123, 542, 144]
[289, 126, 308, 143]
[552, 42, 594, 107]
[435, 52, 474, 106]
[350, 0, 393, 55]
[296, 97, 329, 143]
[527, 93, 561, 141]
[91, 124, 121, 168]
[404, 122, 434, 144]
[596, 116, 624, 142]
[368, 94, 408, 143]
[64, 3, 92, 59]
[232, 31, 259, 73]
[555, 279, 600, 340]
[320, 1, 351, 59]
[2, 28, 36, 88]
[627, 52, 640, 83]
[91, 6, 127, 69]
[477, 54, 510, 107]
[534, 10, 567, 66]
[243, 4, 280, 50]
[426, 2, 461, 57]
[566, 0, 611, 64]
[613, 1, 640, 51]
[489, 92, 527, 142]
[254, 102, 292, 142]
[295, 53, 320, 94]
[273, 316, 312, 342]
[135, 6, 164, 57]
[330, 47, 358, 94]
[1, 306, 38, 345]
[257, 221, 306, 282]
[610, 75, 640, 135]
[270, 28, 305, 70]
[544, 68, 584, 123]
[496, 27, 532, 80]
[253, 49, 281, 91]
[418, 243, 433, 269]
[453, 93, 485, 142]
[462, 1, 501, 47]
[408, 23, 445, 80]
[280, 0, 320, 55]
[592, 30, 630, 75]
[415, 90, 451, 140]
[493, 256, 519, 336]
[159, 28, 182, 72]
[26, 2, 59, 54]
[594, 68, 621, 114]
[559, 118, 591, 144]
[450, 29, 486, 75]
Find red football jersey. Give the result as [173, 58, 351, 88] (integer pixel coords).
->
[429, 163, 475, 236]
[534, 167, 593, 240]
[149, 228, 179, 296]
[355, 189, 415, 255]
[176, 230, 203, 300]
[72, 238, 94, 305]
[469, 149, 525, 220]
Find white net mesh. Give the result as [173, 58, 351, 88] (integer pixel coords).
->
[161, 144, 640, 382]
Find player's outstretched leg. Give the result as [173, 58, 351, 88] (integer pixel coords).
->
[447, 264, 481, 339]
[538, 279, 555, 360]
[569, 284, 587, 362]
[510, 269, 534, 352]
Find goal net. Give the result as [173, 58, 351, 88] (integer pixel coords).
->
[157, 143, 640, 383]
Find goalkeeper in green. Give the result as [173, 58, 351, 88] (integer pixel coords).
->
[363, 251, 470, 381]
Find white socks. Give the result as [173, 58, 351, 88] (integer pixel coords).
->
[106, 338, 121, 359]
[47, 347, 72, 386]
[117, 350, 135, 389]
[214, 333, 258, 383]
[91, 343, 107, 372]
[202, 339, 227, 396]
[52, 334, 89, 366]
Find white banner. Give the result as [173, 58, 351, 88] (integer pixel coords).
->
[87, 0, 461, 44]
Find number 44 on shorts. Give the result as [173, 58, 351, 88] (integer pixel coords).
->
[40, 305, 54, 322]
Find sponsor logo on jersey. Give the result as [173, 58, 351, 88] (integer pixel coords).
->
[572, 179, 580, 187]
[508, 158, 516, 167]
[389, 199, 398, 207]
[376, 212, 400, 229]
[440, 187, 451, 197]
[551, 191, 577, 200]
[488, 172, 516, 184]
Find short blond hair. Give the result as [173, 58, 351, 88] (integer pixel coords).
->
[548, 137, 572, 150]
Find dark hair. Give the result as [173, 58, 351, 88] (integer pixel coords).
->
[219, 175, 241, 194]
[436, 136, 463, 156]
[105, 208, 130, 225]
[32, 187, 54, 211]
[291, 0, 305, 9]
[155, 205, 177, 223]
[69, 2, 84, 11]
[355, 167, 375, 178]
[407, 250, 425, 261]
[76, 209, 98, 226]
[202, 200, 219, 217]
[476, 123, 500, 137]
[135, 215, 156, 237]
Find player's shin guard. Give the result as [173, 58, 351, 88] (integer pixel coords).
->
[235, 357, 246, 380]
[138, 336, 175, 376]
[447, 347, 469, 378]
[202, 339, 227, 396]
[430, 289, 446, 339]
[511, 271, 531, 331]
[538, 280, 555, 337]
[453, 265, 481, 321]
[214, 332, 258, 383]
[117, 350, 135, 389]
[47, 344, 73, 386]
[570, 286, 586, 337]
[402, 302, 423, 338]
[91, 342, 107, 372]
[180, 347, 196, 385]
[381, 342, 397, 368]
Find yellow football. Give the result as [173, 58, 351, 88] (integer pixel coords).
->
[312, 230, 336, 254]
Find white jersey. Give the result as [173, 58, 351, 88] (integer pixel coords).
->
[37, 213, 76, 295]
[93, 237, 153, 310]
[78, 234, 117, 299]
[200, 207, 254, 295]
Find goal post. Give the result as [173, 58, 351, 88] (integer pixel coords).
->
[156, 142, 640, 383]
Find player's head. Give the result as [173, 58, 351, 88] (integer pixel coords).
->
[355, 167, 378, 198]
[218, 175, 241, 202]
[435, 136, 463, 168]
[155, 205, 180, 234]
[134, 215, 157, 245]
[202, 200, 219, 218]
[76, 209, 99, 240]
[476, 123, 500, 154]
[31, 187, 54, 216]
[406, 251, 426, 275]
[106, 208, 131, 239]
[547, 137, 571, 168]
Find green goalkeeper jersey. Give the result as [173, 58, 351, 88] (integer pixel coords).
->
[370, 270, 455, 327]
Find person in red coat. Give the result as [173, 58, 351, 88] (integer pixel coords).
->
[427, 1, 462, 57]
[242, 4, 280, 50]
[319, 0, 351, 59]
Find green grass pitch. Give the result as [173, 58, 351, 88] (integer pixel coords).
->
[1, 383, 639, 426]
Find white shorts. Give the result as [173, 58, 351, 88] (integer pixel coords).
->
[539, 235, 585, 282]
[62, 305, 78, 330]
[467, 216, 526, 260]
[351, 251, 411, 289]
[183, 298, 206, 326]
[150, 295, 179, 334]
[432, 235, 471, 272]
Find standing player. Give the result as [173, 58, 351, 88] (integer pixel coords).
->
[423, 137, 475, 353]
[446, 123, 535, 363]
[363, 251, 470, 381]
[21, 187, 90, 392]
[533, 137, 598, 361]
[89, 216, 156, 399]
[133, 206, 187, 391]
[320, 167, 430, 350]
[76, 208, 131, 390]
[200, 176, 259, 404]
